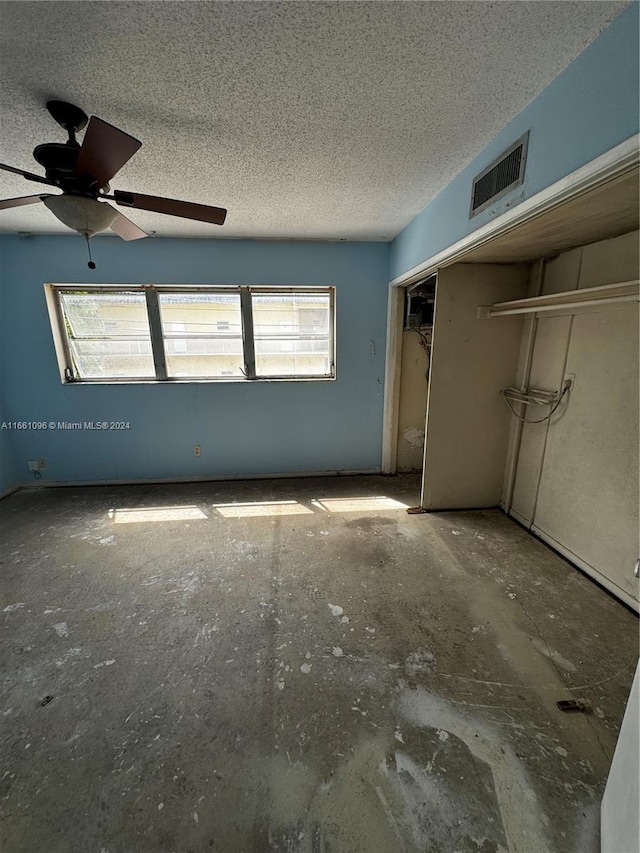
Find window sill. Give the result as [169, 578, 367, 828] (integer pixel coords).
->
[62, 376, 337, 386]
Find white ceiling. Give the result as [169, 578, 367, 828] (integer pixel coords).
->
[0, 1, 629, 242]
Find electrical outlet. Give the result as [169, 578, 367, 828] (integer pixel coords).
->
[28, 459, 46, 472]
[193, 445, 202, 457]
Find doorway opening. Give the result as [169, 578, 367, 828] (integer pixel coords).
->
[395, 275, 435, 474]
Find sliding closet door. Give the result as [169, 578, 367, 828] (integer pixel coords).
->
[507, 231, 639, 609]
[532, 303, 639, 603]
[421, 263, 529, 510]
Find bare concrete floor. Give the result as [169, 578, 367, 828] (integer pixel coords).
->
[1, 475, 638, 853]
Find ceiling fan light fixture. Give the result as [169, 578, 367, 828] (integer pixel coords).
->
[43, 195, 117, 236]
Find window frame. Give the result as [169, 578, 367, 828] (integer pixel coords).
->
[45, 284, 336, 384]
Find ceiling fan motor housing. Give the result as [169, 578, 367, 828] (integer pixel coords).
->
[33, 143, 107, 193]
[33, 142, 78, 178]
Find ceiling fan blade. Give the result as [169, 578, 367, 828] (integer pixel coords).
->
[0, 194, 50, 210]
[75, 117, 141, 188]
[113, 190, 227, 225]
[109, 209, 148, 241]
[0, 162, 56, 187]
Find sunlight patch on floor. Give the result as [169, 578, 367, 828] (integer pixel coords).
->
[109, 505, 208, 523]
[311, 496, 409, 513]
[213, 500, 314, 518]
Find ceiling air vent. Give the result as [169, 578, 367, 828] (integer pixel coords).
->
[470, 131, 529, 217]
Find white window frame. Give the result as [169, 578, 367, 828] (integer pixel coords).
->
[45, 284, 336, 384]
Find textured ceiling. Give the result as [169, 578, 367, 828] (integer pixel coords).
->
[0, 1, 629, 241]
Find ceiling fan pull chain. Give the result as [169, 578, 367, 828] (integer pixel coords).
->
[85, 233, 96, 270]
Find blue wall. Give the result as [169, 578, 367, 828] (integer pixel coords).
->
[0, 256, 20, 495]
[0, 395, 20, 495]
[391, 2, 640, 280]
[0, 235, 389, 485]
[0, 432, 15, 495]
[0, 416, 19, 496]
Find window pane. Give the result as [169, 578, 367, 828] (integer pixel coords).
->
[60, 292, 154, 378]
[253, 293, 332, 377]
[159, 293, 244, 378]
[71, 339, 155, 378]
[60, 292, 150, 338]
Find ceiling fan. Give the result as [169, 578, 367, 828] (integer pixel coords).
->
[0, 100, 227, 267]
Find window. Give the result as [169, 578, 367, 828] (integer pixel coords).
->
[159, 292, 244, 378]
[57, 290, 155, 379]
[252, 292, 333, 378]
[47, 285, 335, 383]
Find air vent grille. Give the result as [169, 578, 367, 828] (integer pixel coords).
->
[470, 132, 529, 217]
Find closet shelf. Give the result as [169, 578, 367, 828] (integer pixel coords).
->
[478, 279, 639, 318]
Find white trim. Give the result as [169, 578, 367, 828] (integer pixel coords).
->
[390, 133, 640, 288]
[381, 135, 640, 472]
[381, 285, 405, 473]
[44, 285, 73, 383]
[531, 525, 639, 613]
[45, 283, 338, 292]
